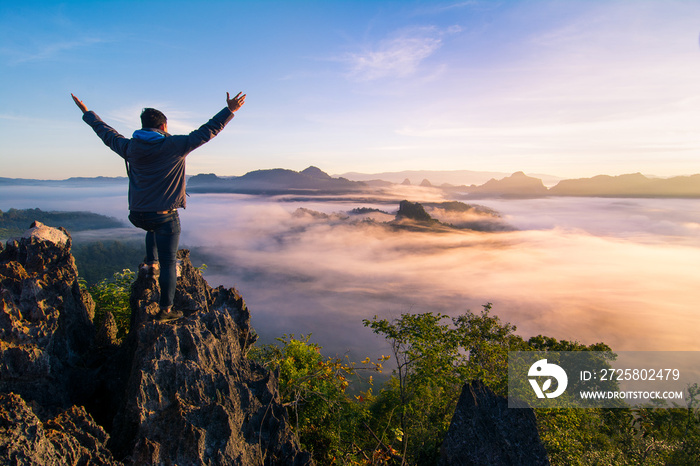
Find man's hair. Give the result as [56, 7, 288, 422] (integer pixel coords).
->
[140, 108, 167, 129]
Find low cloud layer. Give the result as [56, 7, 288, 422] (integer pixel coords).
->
[180, 193, 700, 358]
[4, 186, 698, 359]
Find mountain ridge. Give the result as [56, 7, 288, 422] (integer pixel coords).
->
[547, 172, 700, 197]
[187, 166, 364, 194]
[4, 167, 700, 198]
[337, 169, 563, 187]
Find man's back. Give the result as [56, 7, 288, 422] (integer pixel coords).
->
[80, 106, 234, 212]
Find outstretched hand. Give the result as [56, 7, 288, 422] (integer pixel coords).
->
[71, 94, 88, 113]
[226, 92, 246, 113]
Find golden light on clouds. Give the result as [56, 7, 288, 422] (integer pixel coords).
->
[180, 194, 700, 356]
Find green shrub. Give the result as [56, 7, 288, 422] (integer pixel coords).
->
[81, 268, 135, 339]
[251, 334, 388, 464]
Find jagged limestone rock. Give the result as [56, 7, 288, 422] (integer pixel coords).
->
[22, 221, 70, 247]
[110, 249, 311, 465]
[94, 311, 119, 348]
[0, 222, 94, 411]
[439, 380, 550, 466]
[0, 392, 119, 465]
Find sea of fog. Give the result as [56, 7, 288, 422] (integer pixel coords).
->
[2, 185, 700, 361]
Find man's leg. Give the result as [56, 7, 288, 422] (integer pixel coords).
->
[145, 231, 157, 264]
[129, 210, 182, 321]
[142, 231, 161, 277]
[153, 212, 181, 312]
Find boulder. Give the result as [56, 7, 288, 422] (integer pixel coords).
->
[439, 380, 549, 466]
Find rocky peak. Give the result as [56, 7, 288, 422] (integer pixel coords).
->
[22, 220, 70, 246]
[109, 252, 308, 464]
[0, 221, 94, 411]
[439, 380, 549, 465]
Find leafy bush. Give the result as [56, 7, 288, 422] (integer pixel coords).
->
[363, 304, 528, 464]
[81, 268, 135, 339]
[251, 334, 389, 464]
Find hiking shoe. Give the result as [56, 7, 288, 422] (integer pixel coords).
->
[155, 309, 183, 322]
[140, 262, 160, 278]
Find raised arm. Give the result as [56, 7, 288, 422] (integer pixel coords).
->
[73, 94, 129, 157]
[71, 94, 88, 114]
[226, 92, 246, 113]
[182, 92, 246, 151]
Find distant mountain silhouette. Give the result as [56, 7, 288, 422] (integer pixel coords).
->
[188, 166, 364, 194]
[6, 167, 700, 198]
[396, 200, 434, 222]
[337, 169, 564, 186]
[462, 171, 548, 198]
[443, 171, 700, 199]
[389, 200, 513, 232]
[300, 166, 333, 180]
[548, 173, 700, 197]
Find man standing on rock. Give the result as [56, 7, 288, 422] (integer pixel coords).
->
[71, 91, 246, 322]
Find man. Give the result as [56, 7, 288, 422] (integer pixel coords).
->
[72, 91, 246, 322]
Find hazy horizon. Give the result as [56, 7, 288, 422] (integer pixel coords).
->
[2, 185, 699, 361]
[4, 165, 700, 189]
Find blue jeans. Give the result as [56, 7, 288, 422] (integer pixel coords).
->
[128, 210, 181, 308]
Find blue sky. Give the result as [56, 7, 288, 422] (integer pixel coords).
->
[2, 0, 700, 179]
